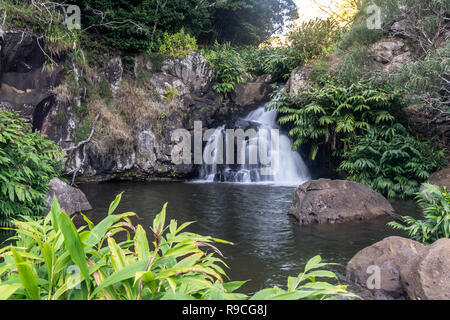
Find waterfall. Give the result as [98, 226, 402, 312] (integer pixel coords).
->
[196, 99, 311, 186]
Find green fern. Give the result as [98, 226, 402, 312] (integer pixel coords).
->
[338, 125, 446, 199]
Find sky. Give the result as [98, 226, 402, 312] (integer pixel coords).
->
[293, 0, 342, 23]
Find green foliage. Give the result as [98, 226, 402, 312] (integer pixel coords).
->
[72, 0, 297, 52]
[338, 124, 445, 199]
[274, 82, 403, 155]
[2, 0, 81, 68]
[288, 18, 339, 66]
[203, 42, 249, 94]
[98, 78, 113, 102]
[0, 111, 63, 228]
[309, 62, 332, 86]
[156, 29, 198, 60]
[335, 47, 373, 86]
[337, 23, 383, 53]
[248, 255, 357, 300]
[388, 184, 450, 244]
[336, 0, 449, 86]
[239, 46, 297, 82]
[72, 118, 94, 142]
[162, 87, 180, 102]
[0, 196, 355, 300]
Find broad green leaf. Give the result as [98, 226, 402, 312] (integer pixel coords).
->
[134, 225, 150, 261]
[0, 284, 22, 300]
[91, 260, 149, 297]
[108, 192, 123, 215]
[57, 212, 90, 286]
[11, 248, 40, 300]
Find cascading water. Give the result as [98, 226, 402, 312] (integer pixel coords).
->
[197, 93, 310, 186]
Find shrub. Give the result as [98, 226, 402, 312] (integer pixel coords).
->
[274, 83, 404, 159]
[203, 42, 249, 94]
[288, 18, 339, 66]
[338, 124, 446, 199]
[309, 62, 332, 86]
[388, 184, 450, 244]
[239, 46, 297, 82]
[157, 29, 198, 60]
[0, 111, 63, 227]
[375, 43, 450, 112]
[0, 196, 356, 300]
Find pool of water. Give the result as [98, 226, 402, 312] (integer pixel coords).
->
[75, 181, 420, 294]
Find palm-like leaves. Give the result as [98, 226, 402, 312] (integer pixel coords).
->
[388, 184, 450, 244]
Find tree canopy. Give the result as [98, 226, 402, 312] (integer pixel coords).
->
[73, 0, 297, 52]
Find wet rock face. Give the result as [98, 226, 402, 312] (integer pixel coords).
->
[346, 237, 450, 300]
[105, 57, 123, 96]
[232, 75, 273, 107]
[45, 178, 92, 215]
[0, 30, 63, 129]
[288, 179, 395, 224]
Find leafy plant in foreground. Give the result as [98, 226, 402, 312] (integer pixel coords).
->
[0, 111, 63, 228]
[388, 184, 450, 244]
[0, 195, 355, 300]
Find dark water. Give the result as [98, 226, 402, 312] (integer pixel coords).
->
[76, 181, 420, 294]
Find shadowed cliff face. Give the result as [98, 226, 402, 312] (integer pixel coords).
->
[0, 31, 273, 181]
[0, 31, 64, 130]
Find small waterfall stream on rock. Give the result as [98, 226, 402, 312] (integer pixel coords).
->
[197, 99, 310, 186]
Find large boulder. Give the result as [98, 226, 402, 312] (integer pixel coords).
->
[346, 236, 426, 300]
[284, 65, 312, 95]
[45, 178, 92, 215]
[401, 238, 450, 300]
[288, 179, 396, 224]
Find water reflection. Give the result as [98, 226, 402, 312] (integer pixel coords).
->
[75, 181, 418, 293]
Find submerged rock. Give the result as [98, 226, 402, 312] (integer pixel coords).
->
[288, 179, 395, 224]
[45, 178, 92, 215]
[346, 236, 425, 300]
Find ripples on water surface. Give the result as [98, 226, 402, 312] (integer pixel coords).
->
[75, 181, 419, 294]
